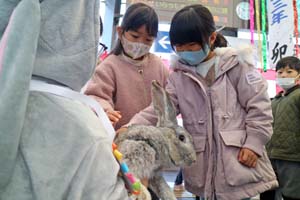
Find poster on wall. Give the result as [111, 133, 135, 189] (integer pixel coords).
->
[126, 0, 249, 29]
[268, 1, 294, 69]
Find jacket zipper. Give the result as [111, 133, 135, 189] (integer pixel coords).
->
[207, 87, 218, 199]
[183, 72, 217, 199]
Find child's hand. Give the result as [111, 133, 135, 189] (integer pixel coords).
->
[116, 127, 128, 135]
[140, 178, 149, 188]
[106, 110, 122, 125]
[238, 147, 258, 168]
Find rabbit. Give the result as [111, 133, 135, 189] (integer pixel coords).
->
[115, 80, 197, 200]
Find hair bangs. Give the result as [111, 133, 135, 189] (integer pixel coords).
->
[276, 56, 300, 72]
[170, 6, 211, 48]
[145, 12, 158, 37]
[170, 19, 204, 46]
[123, 4, 158, 37]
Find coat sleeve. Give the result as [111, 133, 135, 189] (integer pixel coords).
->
[127, 103, 157, 126]
[84, 60, 115, 112]
[229, 63, 273, 157]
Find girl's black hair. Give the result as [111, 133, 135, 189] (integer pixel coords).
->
[170, 4, 216, 49]
[276, 56, 300, 72]
[212, 33, 228, 48]
[110, 3, 158, 55]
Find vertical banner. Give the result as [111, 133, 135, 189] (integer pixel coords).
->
[249, 0, 255, 45]
[297, 0, 300, 34]
[268, 1, 294, 68]
[293, 0, 299, 57]
[261, 0, 268, 72]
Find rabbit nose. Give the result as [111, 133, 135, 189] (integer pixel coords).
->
[186, 156, 196, 165]
[191, 153, 197, 163]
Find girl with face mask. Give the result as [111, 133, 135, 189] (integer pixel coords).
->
[260, 56, 300, 200]
[125, 4, 278, 200]
[85, 3, 169, 131]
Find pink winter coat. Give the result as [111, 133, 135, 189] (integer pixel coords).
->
[130, 46, 278, 200]
[85, 53, 169, 130]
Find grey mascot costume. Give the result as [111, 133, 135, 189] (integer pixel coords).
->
[0, 0, 149, 199]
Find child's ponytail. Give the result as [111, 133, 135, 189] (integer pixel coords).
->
[212, 33, 228, 49]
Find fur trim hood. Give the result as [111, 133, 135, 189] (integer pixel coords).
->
[214, 44, 255, 66]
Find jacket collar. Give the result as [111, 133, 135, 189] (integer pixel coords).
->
[274, 85, 300, 98]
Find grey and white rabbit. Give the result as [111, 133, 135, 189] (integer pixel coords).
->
[115, 80, 197, 200]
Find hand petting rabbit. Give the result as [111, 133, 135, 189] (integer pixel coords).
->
[115, 80, 197, 200]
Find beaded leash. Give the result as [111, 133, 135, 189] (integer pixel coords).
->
[112, 142, 142, 195]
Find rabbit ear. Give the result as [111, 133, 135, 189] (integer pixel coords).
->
[151, 80, 177, 127]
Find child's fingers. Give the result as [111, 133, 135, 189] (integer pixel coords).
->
[251, 159, 257, 168]
[238, 148, 258, 168]
[107, 113, 119, 123]
[109, 110, 122, 119]
[238, 148, 247, 163]
[106, 110, 122, 123]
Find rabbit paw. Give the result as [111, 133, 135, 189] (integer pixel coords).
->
[130, 184, 151, 200]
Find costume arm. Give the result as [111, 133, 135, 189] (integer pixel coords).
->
[0, 0, 40, 189]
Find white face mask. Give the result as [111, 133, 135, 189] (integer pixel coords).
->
[121, 36, 151, 59]
[276, 77, 298, 90]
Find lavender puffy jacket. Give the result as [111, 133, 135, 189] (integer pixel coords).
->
[130, 46, 278, 200]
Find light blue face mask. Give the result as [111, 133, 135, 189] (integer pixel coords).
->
[176, 44, 210, 66]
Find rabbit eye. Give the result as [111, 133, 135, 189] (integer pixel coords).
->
[178, 134, 185, 142]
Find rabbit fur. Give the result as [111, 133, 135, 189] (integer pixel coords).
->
[115, 80, 196, 200]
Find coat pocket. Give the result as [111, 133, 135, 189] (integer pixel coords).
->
[183, 136, 207, 188]
[219, 130, 263, 186]
[192, 135, 206, 152]
[183, 120, 206, 139]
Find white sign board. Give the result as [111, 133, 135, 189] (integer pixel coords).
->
[268, 1, 294, 68]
